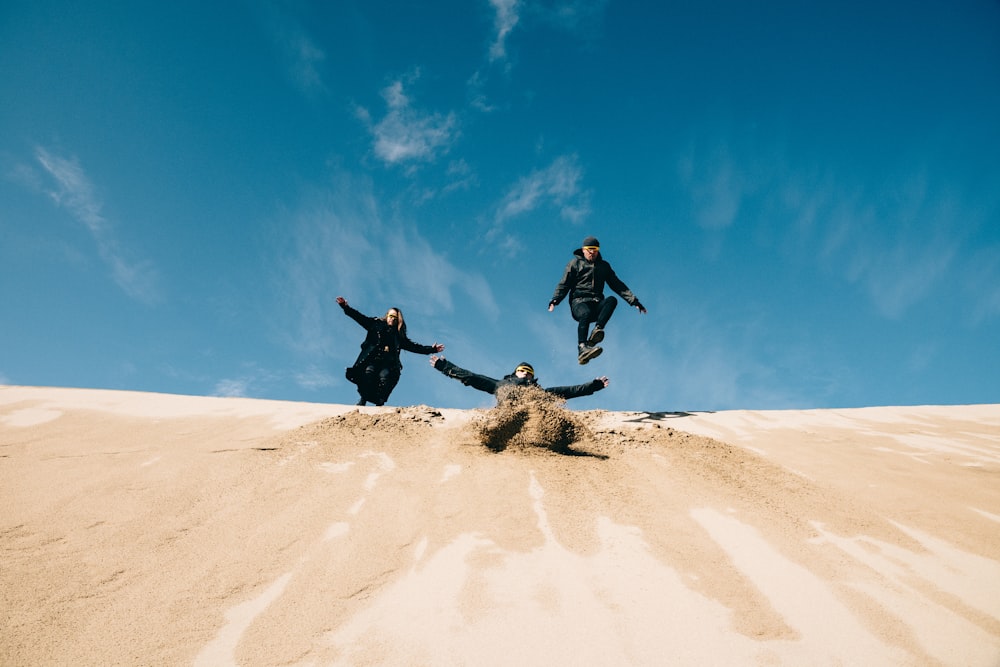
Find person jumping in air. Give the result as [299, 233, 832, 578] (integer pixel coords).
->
[337, 296, 444, 406]
[548, 236, 646, 364]
[429, 356, 609, 401]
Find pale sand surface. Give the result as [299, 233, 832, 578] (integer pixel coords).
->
[2, 385, 998, 666]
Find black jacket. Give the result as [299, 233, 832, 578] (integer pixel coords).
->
[341, 303, 437, 372]
[550, 249, 641, 308]
[433, 358, 605, 400]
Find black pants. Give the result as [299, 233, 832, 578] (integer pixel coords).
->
[571, 296, 617, 345]
[358, 363, 400, 405]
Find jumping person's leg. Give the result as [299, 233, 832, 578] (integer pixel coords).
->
[375, 366, 400, 406]
[358, 365, 380, 404]
[571, 301, 603, 364]
[588, 296, 618, 344]
[571, 301, 598, 345]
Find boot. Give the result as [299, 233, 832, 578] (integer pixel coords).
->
[578, 343, 603, 365]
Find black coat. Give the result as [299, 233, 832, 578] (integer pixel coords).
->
[433, 358, 605, 400]
[341, 303, 437, 374]
[550, 249, 640, 308]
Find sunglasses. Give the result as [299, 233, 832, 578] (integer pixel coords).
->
[583, 246, 600, 251]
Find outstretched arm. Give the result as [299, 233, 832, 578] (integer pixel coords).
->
[545, 376, 609, 399]
[549, 261, 577, 310]
[401, 337, 445, 355]
[603, 268, 646, 314]
[335, 296, 373, 329]
[429, 356, 499, 395]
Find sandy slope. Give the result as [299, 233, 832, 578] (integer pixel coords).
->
[1, 386, 998, 666]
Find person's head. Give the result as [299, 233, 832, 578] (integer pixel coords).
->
[514, 362, 535, 380]
[581, 236, 600, 262]
[384, 307, 405, 332]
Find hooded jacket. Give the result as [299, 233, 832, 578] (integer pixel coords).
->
[432, 357, 605, 400]
[549, 248, 641, 308]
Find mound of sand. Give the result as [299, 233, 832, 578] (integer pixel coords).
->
[2, 386, 999, 666]
[472, 384, 592, 454]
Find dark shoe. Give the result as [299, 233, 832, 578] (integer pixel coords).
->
[587, 326, 605, 345]
[578, 343, 603, 365]
[356, 398, 367, 406]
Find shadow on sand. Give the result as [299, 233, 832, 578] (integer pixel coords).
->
[622, 410, 716, 423]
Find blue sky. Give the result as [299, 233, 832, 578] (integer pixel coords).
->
[2, 0, 999, 412]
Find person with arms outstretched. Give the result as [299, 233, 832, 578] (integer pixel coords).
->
[429, 356, 608, 401]
[337, 296, 444, 406]
[548, 235, 646, 364]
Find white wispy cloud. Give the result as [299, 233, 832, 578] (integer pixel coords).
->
[273, 172, 499, 363]
[259, 4, 328, 96]
[489, 154, 591, 247]
[851, 234, 958, 319]
[812, 172, 965, 320]
[359, 76, 458, 167]
[470, 0, 608, 114]
[282, 29, 327, 95]
[966, 246, 1000, 324]
[213, 378, 250, 398]
[32, 147, 160, 304]
[644, 300, 831, 411]
[294, 366, 336, 391]
[443, 158, 478, 193]
[211, 362, 292, 398]
[486, 0, 608, 64]
[35, 148, 106, 233]
[678, 142, 747, 231]
[679, 135, 980, 321]
[520, 294, 811, 411]
[465, 71, 496, 113]
[488, 0, 521, 62]
[532, 0, 609, 36]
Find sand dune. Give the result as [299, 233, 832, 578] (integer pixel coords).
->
[2, 386, 999, 666]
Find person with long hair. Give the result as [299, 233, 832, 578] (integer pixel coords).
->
[336, 296, 444, 406]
